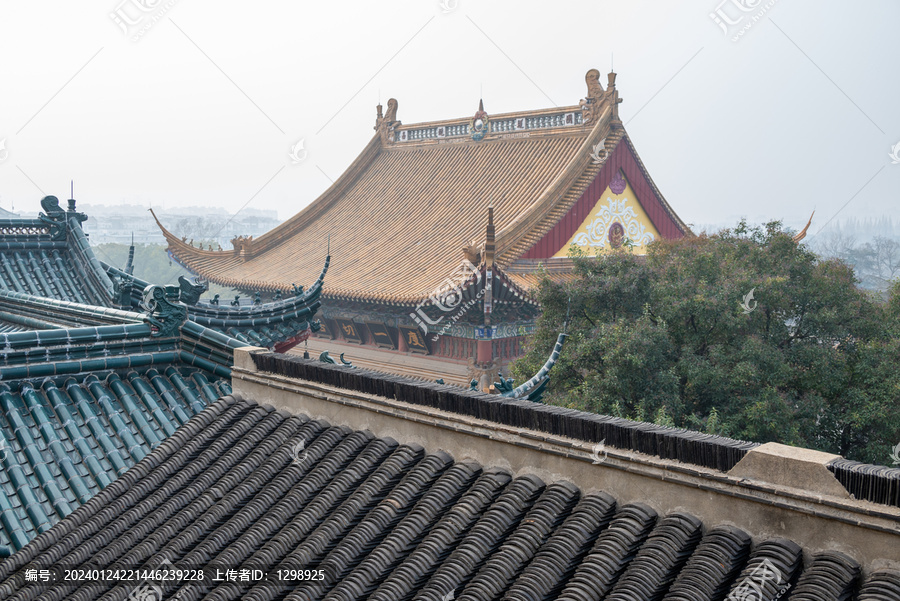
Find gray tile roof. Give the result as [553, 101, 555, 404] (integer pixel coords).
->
[0, 395, 895, 601]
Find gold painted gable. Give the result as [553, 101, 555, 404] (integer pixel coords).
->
[553, 171, 660, 257]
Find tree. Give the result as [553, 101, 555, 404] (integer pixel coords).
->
[811, 231, 900, 295]
[512, 221, 900, 465]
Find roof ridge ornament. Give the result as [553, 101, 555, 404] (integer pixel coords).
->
[114, 273, 134, 307]
[606, 70, 623, 124]
[471, 99, 489, 141]
[38, 195, 69, 241]
[579, 68, 623, 125]
[177, 275, 208, 305]
[375, 98, 400, 144]
[579, 69, 604, 125]
[141, 284, 188, 338]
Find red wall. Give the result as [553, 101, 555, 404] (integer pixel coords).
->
[522, 140, 684, 259]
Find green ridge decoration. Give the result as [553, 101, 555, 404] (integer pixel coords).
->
[319, 351, 353, 367]
[140, 285, 188, 338]
[37, 196, 67, 241]
[177, 275, 207, 305]
[486, 332, 566, 402]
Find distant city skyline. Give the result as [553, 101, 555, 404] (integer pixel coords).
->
[0, 1, 897, 236]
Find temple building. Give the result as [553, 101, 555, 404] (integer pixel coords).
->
[155, 69, 692, 387]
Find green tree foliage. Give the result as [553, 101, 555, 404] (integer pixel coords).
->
[512, 220, 900, 465]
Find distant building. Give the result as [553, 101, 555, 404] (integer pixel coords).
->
[78, 204, 281, 247]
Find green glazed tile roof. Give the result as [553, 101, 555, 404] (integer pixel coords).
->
[0, 366, 231, 552]
[0, 195, 327, 351]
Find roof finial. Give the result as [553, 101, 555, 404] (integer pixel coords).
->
[611, 52, 614, 72]
[607, 70, 622, 123]
[327, 233, 331, 256]
[68, 180, 76, 212]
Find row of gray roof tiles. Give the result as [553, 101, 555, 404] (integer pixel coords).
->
[0, 394, 896, 601]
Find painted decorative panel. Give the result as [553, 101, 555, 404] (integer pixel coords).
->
[552, 170, 660, 257]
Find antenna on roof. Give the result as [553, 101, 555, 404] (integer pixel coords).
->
[70, 180, 74, 199]
[611, 53, 614, 72]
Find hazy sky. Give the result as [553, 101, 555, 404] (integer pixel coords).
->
[1, 1, 897, 241]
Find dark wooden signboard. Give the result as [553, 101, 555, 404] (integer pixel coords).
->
[316, 319, 335, 339]
[365, 322, 396, 349]
[399, 326, 430, 354]
[335, 318, 364, 344]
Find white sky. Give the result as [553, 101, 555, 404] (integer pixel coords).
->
[0, 0, 897, 240]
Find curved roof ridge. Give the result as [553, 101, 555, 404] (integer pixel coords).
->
[148, 208, 232, 260]
[237, 135, 383, 257]
[66, 214, 116, 302]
